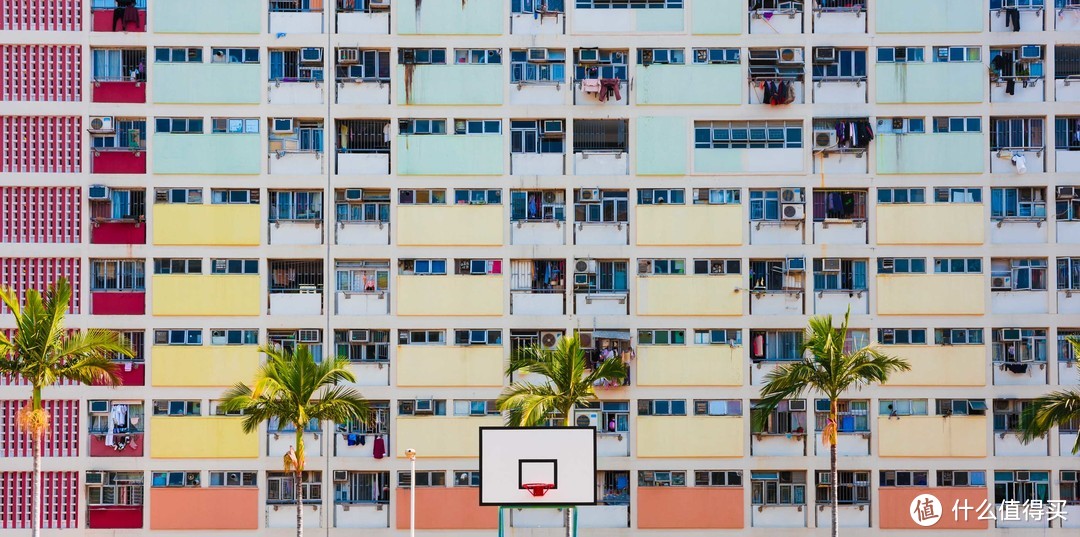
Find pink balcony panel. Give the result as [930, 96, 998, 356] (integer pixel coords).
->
[91, 291, 145, 315]
[91, 9, 146, 32]
[89, 433, 144, 457]
[93, 81, 145, 103]
[92, 221, 146, 244]
[88, 506, 143, 529]
[92, 150, 146, 174]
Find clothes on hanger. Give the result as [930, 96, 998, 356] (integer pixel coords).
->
[1005, 8, 1021, 32]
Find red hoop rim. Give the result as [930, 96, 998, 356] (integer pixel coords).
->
[522, 483, 556, 497]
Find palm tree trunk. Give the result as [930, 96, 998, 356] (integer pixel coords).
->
[563, 408, 574, 537]
[31, 387, 42, 537]
[295, 429, 305, 537]
[830, 402, 838, 537]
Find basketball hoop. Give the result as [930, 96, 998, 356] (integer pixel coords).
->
[522, 483, 555, 497]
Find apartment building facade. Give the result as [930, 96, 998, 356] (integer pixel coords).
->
[1, 0, 1079, 534]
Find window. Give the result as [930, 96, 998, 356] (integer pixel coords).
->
[880, 471, 928, 487]
[573, 120, 628, 152]
[453, 330, 502, 346]
[694, 329, 742, 346]
[210, 471, 257, 487]
[638, 471, 686, 487]
[934, 187, 982, 203]
[512, 0, 566, 13]
[1063, 471, 1080, 505]
[268, 471, 322, 503]
[992, 329, 1047, 363]
[878, 329, 927, 345]
[91, 119, 146, 149]
[878, 399, 928, 416]
[155, 117, 203, 134]
[92, 48, 147, 82]
[397, 471, 445, 488]
[454, 189, 502, 205]
[935, 329, 984, 345]
[399, 259, 447, 276]
[454, 119, 501, 135]
[812, 259, 867, 292]
[210, 259, 258, 274]
[454, 259, 502, 276]
[693, 400, 742, 416]
[815, 399, 869, 432]
[454, 49, 501, 64]
[1060, 331, 1080, 363]
[991, 117, 1044, 150]
[817, 471, 870, 505]
[751, 400, 807, 435]
[693, 188, 739, 205]
[211, 117, 259, 134]
[210, 47, 259, 63]
[637, 188, 684, 205]
[693, 259, 741, 275]
[335, 472, 390, 503]
[91, 188, 146, 222]
[398, 189, 446, 205]
[749, 330, 803, 361]
[270, 50, 324, 81]
[336, 49, 391, 81]
[210, 329, 258, 345]
[574, 190, 628, 223]
[749, 190, 782, 220]
[334, 330, 390, 362]
[398, 330, 445, 345]
[153, 258, 202, 274]
[990, 46, 1044, 81]
[87, 472, 144, 506]
[270, 191, 323, 221]
[638, 330, 685, 345]
[994, 471, 1050, 504]
[339, 401, 390, 434]
[1059, 185, 1080, 221]
[154, 329, 202, 345]
[588, 401, 629, 433]
[151, 472, 201, 488]
[877, 258, 926, 274]
[932, 46, 980, 63]
[113, 331, 145, 362]
[1060, 258, 1080, 290]
[748, 47, 805, 80]
[637, 399, 687, 416]
[936, 399, 988, 416]
[266, 330, 323, 357]
[877, 46, 924, 63]
[812, 48, 867, 80]
[695, 121, 803, 149]
[336, 189, 390, 223]
[88, 400, 144, 434]
[933, 258, 982, 274]
[638, 259, 685, 275]
[268, 260, 323, 294]
[991, 187, 1046, 219]
[336, 260, 389, 292]
[270, 120, 324, 153]
[510, 50, 566, 83]
[638, 48, 684, 65]
[578, 0, 682, 7]
[994, 400, 1034, 432]
[91, 260, 145, 291]
[751, 471, 806, 506]
[398, 48, 447, 65]
[510, 260, 566, 293]
[510, 120, 565, 154]
[399, 119, 446, 135]
[1056, 117, 1080, 150]
[154, 47, 202, 63]
[992, 258, 1048, 290]
[693, 48, 739, 64]
[939, 471, 987, 487]
[152, 400, 201, 416]
[933, 116, 982, 133]
[879, 117, 925, 134]
[510, 190, 565, 221]
[452, 400, 500, 416]
[575, 260, 628, 293]
[209, 189, 258, 205]
[574, 49, 628, 80]
[155, 188, 202, 204]
[812, 190, 866, 221]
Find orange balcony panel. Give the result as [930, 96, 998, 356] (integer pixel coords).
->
[879, 487, 989, 530]
[637, 487, 743, 529]
[150, 488, 259, 530]
[395, 488, 497, 530]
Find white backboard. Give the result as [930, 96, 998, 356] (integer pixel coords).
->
[479, 427, 597, 506]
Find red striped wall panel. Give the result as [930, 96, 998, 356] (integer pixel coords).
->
[0, 471, 79, 529]
[0, 258, 81, 314]
[0, 187, 81, 243]
[0, 45, 82, 102]
[0, 400, 79, 457]
[0, 116, 82, 173]
[0, 0, 82, 31]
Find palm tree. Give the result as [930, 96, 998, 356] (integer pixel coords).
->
[497, 334, 628, 537]
[220, 344, 370, 537]
[752, 311, 910, 537]
[0, 279, 129, 537]
[1020, 336, 1080, 454]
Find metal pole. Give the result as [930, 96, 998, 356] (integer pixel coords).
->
[408, 449, 416, 537]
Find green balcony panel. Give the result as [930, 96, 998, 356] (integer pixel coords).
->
[637, 117, 687, 176]
[636, 64, 741, 105]
[691, 0, 743, 34]
[876, 133, 984, 175]
[153, 134, 261, 175]
[636, 9, 683, 32]
[875, 63, 983, 104]
[154, 0, 261, 34]
[397, 135, 504, 176]
[396, 65, 503, 105]
[398, 0, 502, 34]
[876, 0, 982, 33]
[153, 64, 261, 104]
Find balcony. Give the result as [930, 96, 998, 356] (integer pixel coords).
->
[337, 152, 390, 175]
[106, 362, 145, 386]
[397, 65, 502, 105]
[90, 291, 145, 315]
[749, 7, 801, 34]
[636, 345, 742, 386]
[752, 505, 806, 528]
[573, 80, 629, 107]
[637, 416, 743, 457]
[813, 432, 869, 456]
[990, 6, 1043, 32]
[880, 488, 989, 530]
[510, 152, 565, 174]
[268, 81, 325, 105]
[153, 134, 261, 175]
[150, 488, 258, 530]
[511, 219, 565, 246]
[876, 133, 984, 174]
[268, 429, 321, 457]
[334, 428, 390, 458]
[1060, 291, 1080, 314]
[994, 431, 1047, 456]
[636, 64, 740, 105]
[92, 81, 146, 103]
[876, 274, 985, 315]
[876, 204, 983, 245]
[336, 6, 390, 34]
[750, 292, 805, 315]
[573, 7, 684, 33]
[575, 291, 629, 316]
[637, 275, 742, 316]
[814, 290, 867, 315]
[813, 2, 867, 34]
[151, 345, 259, 387]
[89, 432, 144, 457]
[812, 220, 867, 245]
[878, 416, 987, 457]
[92, 221, 146, 244]
[91, 3, 146, 32]
[267, 504, 323, 528]
[336, 78, 391, 104]
[336, 221, 390, 245]
[395, 417, 502, 458]
[335, 290, 389, 315]
[152, 204, 260, 245]
[694, 148, 803, 174]
[397, 135, 504, 175]
[990, 77, 1045, 103]
[152, 64, 260, 104]
[990, 149, 1045, 174]
[91, 149, 146, 174]
[751, 431, 807, 457]
[151, 275, 261, 316]
[573, 151, 628, 175]
[149, 417, 258, 458]
[269, 291, 323, 316]
[814, 506, 869, 529]
[510, 291, 565, 315]
[397, 275, 503, 316]
[750, 222, 805, 246]
[88, 506, 143, 529]
[510, 11, 564, 35]
[885, 345, 986, 386]
[397, 205, 503, 246]
[875, 63, 983, 103]
[991, 290, 1048, 315]
[638, 488, 743, 530]
[876, 0, 982, 33]
[269, 4, 324, 34]
[397, 0, 502, 34]
[691, 0, 742, 34]
[749, 81, 804, 104]
[335, 503, 389, 529]
[154, 0, 261, 33]
[270, 220, 323, 246]
[395, 488, 497, 530]
[396, 345, 503, 387]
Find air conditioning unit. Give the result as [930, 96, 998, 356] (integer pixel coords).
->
[89, 400, 110, 414]
[939, 331, 953, 345]
[89, 116, 115, 133]
[301, 48, 323, 64]
[1058, 186, 1076, 199]
[780, 188, 804, 204]
[399, 400, 415, 414]
[875, 118, 895, 134]
[344, 189, 363, 201]
[822, 258, 842, 272]
[272, 118, 295, 133]
[337, 49, 359, 64]
[579, 188, 600, 202]
[781, 203, 805, 221]
[333, 470, 349, 482]
[369, 0, 390, 8]
[1020, 45, 1041, 61]
[298, 330, 320, 343]
[578, 49, 599, 63]
[788, 400, 806, 412]
[880, 329, 895, 344]
[578, 331, 594, 349]
[575, 259, 597, 274]
[814, 47, 837, 64]
[414, 399, 434, 414]
[880, 258, 895, 271]
[542, 191, 558, 204]
[541, 120, 564, 136]
[786, 257, 805, 272]
[991, 276, 1012, 290]
[818, 472, 831, 485]
[349, 329, 369, 343]
[400, 49, 416, 64]
[86, 472, 106, 485]
[528, 48, 548, 62]
[1016, 471, 1031, 481]
[778, 48, 803, 64]
[1000, 329, 1022, 342]
[576, 410, 600, 428]
[641, 49, 654, 65]
[88, 185, 110, 200]
[814, 130, 838, 150]
[540, 331, 561, 350]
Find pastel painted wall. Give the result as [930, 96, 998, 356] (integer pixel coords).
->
[151, 345, 260, 387]
[637, 275, 742, 316]
[878, 416, 987, 457]
[397, 0, 503, 35]
[396, 65, 502, 105]
[395, 488, 498, 529]
[876, 0, 983, 33]
[395, 345, 503, 387]
[395, 417, 502, 458]
[637, 487, 743, 529]
[636, 345, 743, 386]
[691, 0, 743, 34]
[880, 487, 990, 529]
[637, 416, 744, 457]
[636, 205, 742, 245]
[153, 64, 261, 104]
[150, 488, 259, 529]
[152, 275, 261, 316]
[396, 205, 503, 246]
[397, 135, 504, 175]
[876, 133, 984, 174]
[152, 205, 261, 245]
[153, 134, 261, 175]
[884, 345, 986, 386]
[149, 417, 258, 458]
[876, 204, 983, 245]
[397, 275, 503, 316]
[875, 63, 983, 103]
[635, 65, 741, 106]
[694, 148, 803, 174]
[153, 0, 261, 33]
[636, 116, 687, 175]
[876, 274, 985, 315]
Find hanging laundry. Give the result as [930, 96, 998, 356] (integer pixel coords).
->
[1005, 8, 1021, 32]
[598, 79, 622, 102]
[1012, 153, 1027, 174]
[373, 435, 386, 459]
[581, 78, 601, 94]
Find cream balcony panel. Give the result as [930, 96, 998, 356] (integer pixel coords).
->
[875, 0, 982, 33]
[575, 293, 629, 316]
[814, 10, 866, 34]
[636, 205, 742, 246]
[635, 64, 741, 105]
[334, 504, 389, 529]
[347, 362, 389, 387]
[749, 82, 804, 104]
[1061, 361, 1080, 385]
[268, 82, 325, 105]
[752, 506, 806, 528]
[597, 432, 630, 457]
[573, 81, 629, 107]
[876, 275, 985, 315]
[692, 0, 743, 34]
[752, 362, 790, 385]
[991, 150, 1044, 174]
[813, 81, 867, 104]
[153, 275, 260, 316]
[637, 275, 742, 316]
[812, 221, 867, 245]
[878, 416, 987, 457]
[336, 222, 390, 246]
[885, 345, 986, 387]
[1057, 150, 1080, 172]
[335, 82, 391, 105]
[511, 221, 566, 246]
[814, 506, 870, 528]
[510, 292, 565, 316]
[1060, 221, 1080, 243]
[990, 220, 1047, 244]
[397, 205, 503, 246]
[875, 63, 983, 104]
[268, 506, 322, 528]
[814, 433, 869, 456]
[813, 291, 868, 315]
[990, 8, 1043, 32]
[395, 417, 502, 458]
[992, 362, 1049, 386]
[397, 275, 504, 316]
[509, 83, 567, 106]
[751, 434, 806, 457]
[510, 13, 565, 35]
[994, 433, 1048, 456]
[1059, 292, 1080, 314]
[876, 204, 983, 245]
[511, 153, 565, 175]
[637, 416, 744, 458]
[335, 291, 389, 315]
[334, 432, 378, 458]
[636, 345, 743, 387]
[395, 345, 503, 387]
[573, 152, 628, 175]
[511, 508, 563, 528]
[1055, 79, 1080, 102]
[1059, 9, 1080, 32]
[269, 11, 324, 34]
[694, 148, 804, 174]
[990, 78, 1045, 102]
[269, 431, 322, 458]
[749, 11, 802, 34]
[1060, 433, 1079, 458]
[572, 8, 683, 34]
[574, 223, 628, 245]
[749, 223, 804, 245]
[270, 221, 323, 245]
[876, 133, 984, 174]
[812, 150, 868, 173]
[336, 153, 390, 175]
[336, 10, 390, 34]
[577, 505, 630, 528]
[990, 291, 1048, 315]
[395, 65, 503, 105]
[269, 152, 324, 176]
[750, 292, 804, 315]
[269, 292, 323, 315]
[397, 0, 503, 34]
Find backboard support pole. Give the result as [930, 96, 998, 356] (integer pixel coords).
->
[498, 506, 578, 537]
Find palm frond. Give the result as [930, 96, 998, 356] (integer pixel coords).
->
[1019, 390, 1080, 452]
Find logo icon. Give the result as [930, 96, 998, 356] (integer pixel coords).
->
[910, 494, 942, 527]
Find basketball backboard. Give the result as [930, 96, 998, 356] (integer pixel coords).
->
[479, 427, 597, 506]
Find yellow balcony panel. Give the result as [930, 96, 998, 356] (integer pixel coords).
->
[397, 275, 503, 316]
[637, 416, 743, 457]
[636, 205, 742, 246]
[152, 204, 260, 246]
[876, 204, 983, 245]
[636, 345, 742, 386]
[878, 416, 987, 457]
[150, 417, 258, 458]
[397, 205, 503, 246]
[885, 345, 985, 387]
[396, 345, 503, 387]
[152, 275, 260, 316]
[151, 345, 260, 387]
[876, 274, 984, 316]
[395, 417, 502, 458]
[637, 275, 742, 316]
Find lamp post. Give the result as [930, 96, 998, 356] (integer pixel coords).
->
[406, 448, 417, 537]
